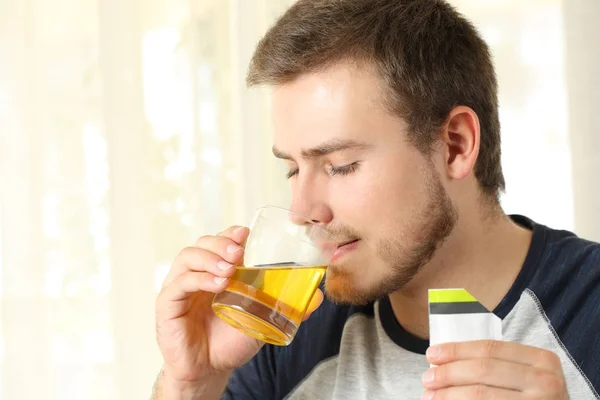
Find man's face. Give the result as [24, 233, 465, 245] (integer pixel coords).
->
[272, 63, 457, 305]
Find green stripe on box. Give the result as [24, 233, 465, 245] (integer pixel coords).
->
[428, 288, 478, 303]
[429, 301, 490, 315]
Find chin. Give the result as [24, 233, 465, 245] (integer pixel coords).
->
[323, 268, 381, 306]
[324, 259, 420, 305]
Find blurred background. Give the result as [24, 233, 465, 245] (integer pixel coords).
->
[0, 0, 598, 399]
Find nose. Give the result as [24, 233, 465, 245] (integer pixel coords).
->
[288, 177, 333, 228]
[288, 203, 332, 227]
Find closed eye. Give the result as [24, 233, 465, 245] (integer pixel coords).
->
[286, 168, 299, 179]
[286, 162, 360, 179]
[328, 162, 360, 176]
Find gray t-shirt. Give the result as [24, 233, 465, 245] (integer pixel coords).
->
[224, 216, 600, 399]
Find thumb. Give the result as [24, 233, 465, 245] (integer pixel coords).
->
[303, 289, 324, 321]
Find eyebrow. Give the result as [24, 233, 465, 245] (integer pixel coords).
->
[272, 139, 371, 161]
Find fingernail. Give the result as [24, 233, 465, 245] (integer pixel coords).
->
[233, 226, 245, 234]
[426, 345, 441, 360]
[422, 390, 435, 400]
[422, 369, 435, 384]
[214, 277, 228, 285]
[217, 261, 233, 271]
[226, 244, 243, 254]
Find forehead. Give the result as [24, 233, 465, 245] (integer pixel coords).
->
[271, 63, 398, 151]
[272, 63, 384, 123]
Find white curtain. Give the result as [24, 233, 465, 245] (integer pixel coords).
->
[564, 0, 600, 243]
[0, 1, 597, 399]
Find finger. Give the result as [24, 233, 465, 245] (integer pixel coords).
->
[422, 385, 520, 400]
[422, 358, 534, 392]
[162, 247, 237, 288]
[163, 234, 245, 288]
[427, 340, 562, 371]
[303, 289, 324, 320]
[161, 227, 247, 289]
[193, 235, 245, 264]
[214, 225, 250, 247]
[158, 271, 230, 307]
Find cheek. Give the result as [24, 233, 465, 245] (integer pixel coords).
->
[329, 160, 430, 229]
[328, 168, 382, 214]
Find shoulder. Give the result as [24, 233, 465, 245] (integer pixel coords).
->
[224, 296, 374, 400]
[537, 223, 600, 273]
[510, 215, 600, 296]
[522, 216, 600, 304]
[516, 216, 600, 393]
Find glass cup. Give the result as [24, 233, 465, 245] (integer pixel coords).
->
[212, 205, 335, 346]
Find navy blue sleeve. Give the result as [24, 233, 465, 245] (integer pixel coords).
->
[221, 344, 277, 400]
[531, 228, 600, 393]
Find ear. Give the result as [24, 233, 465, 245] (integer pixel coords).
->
[439, 106, 480, 181]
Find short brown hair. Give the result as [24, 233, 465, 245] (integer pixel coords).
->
[247, 0, 505, 198]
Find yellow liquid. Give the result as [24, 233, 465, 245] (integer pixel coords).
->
[212, 265, 326, 346]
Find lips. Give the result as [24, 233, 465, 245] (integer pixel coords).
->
[331, 239, 360, 262]
[337, 239, 358, 248]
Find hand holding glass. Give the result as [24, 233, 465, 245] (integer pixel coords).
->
[212, 206, 334, 346]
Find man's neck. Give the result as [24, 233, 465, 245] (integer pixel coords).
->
[388, 208, 533, 340]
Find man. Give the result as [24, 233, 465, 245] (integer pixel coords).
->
[152, 0, 600, 399]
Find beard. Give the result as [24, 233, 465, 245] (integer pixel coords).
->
[324, 168, 458, 305]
